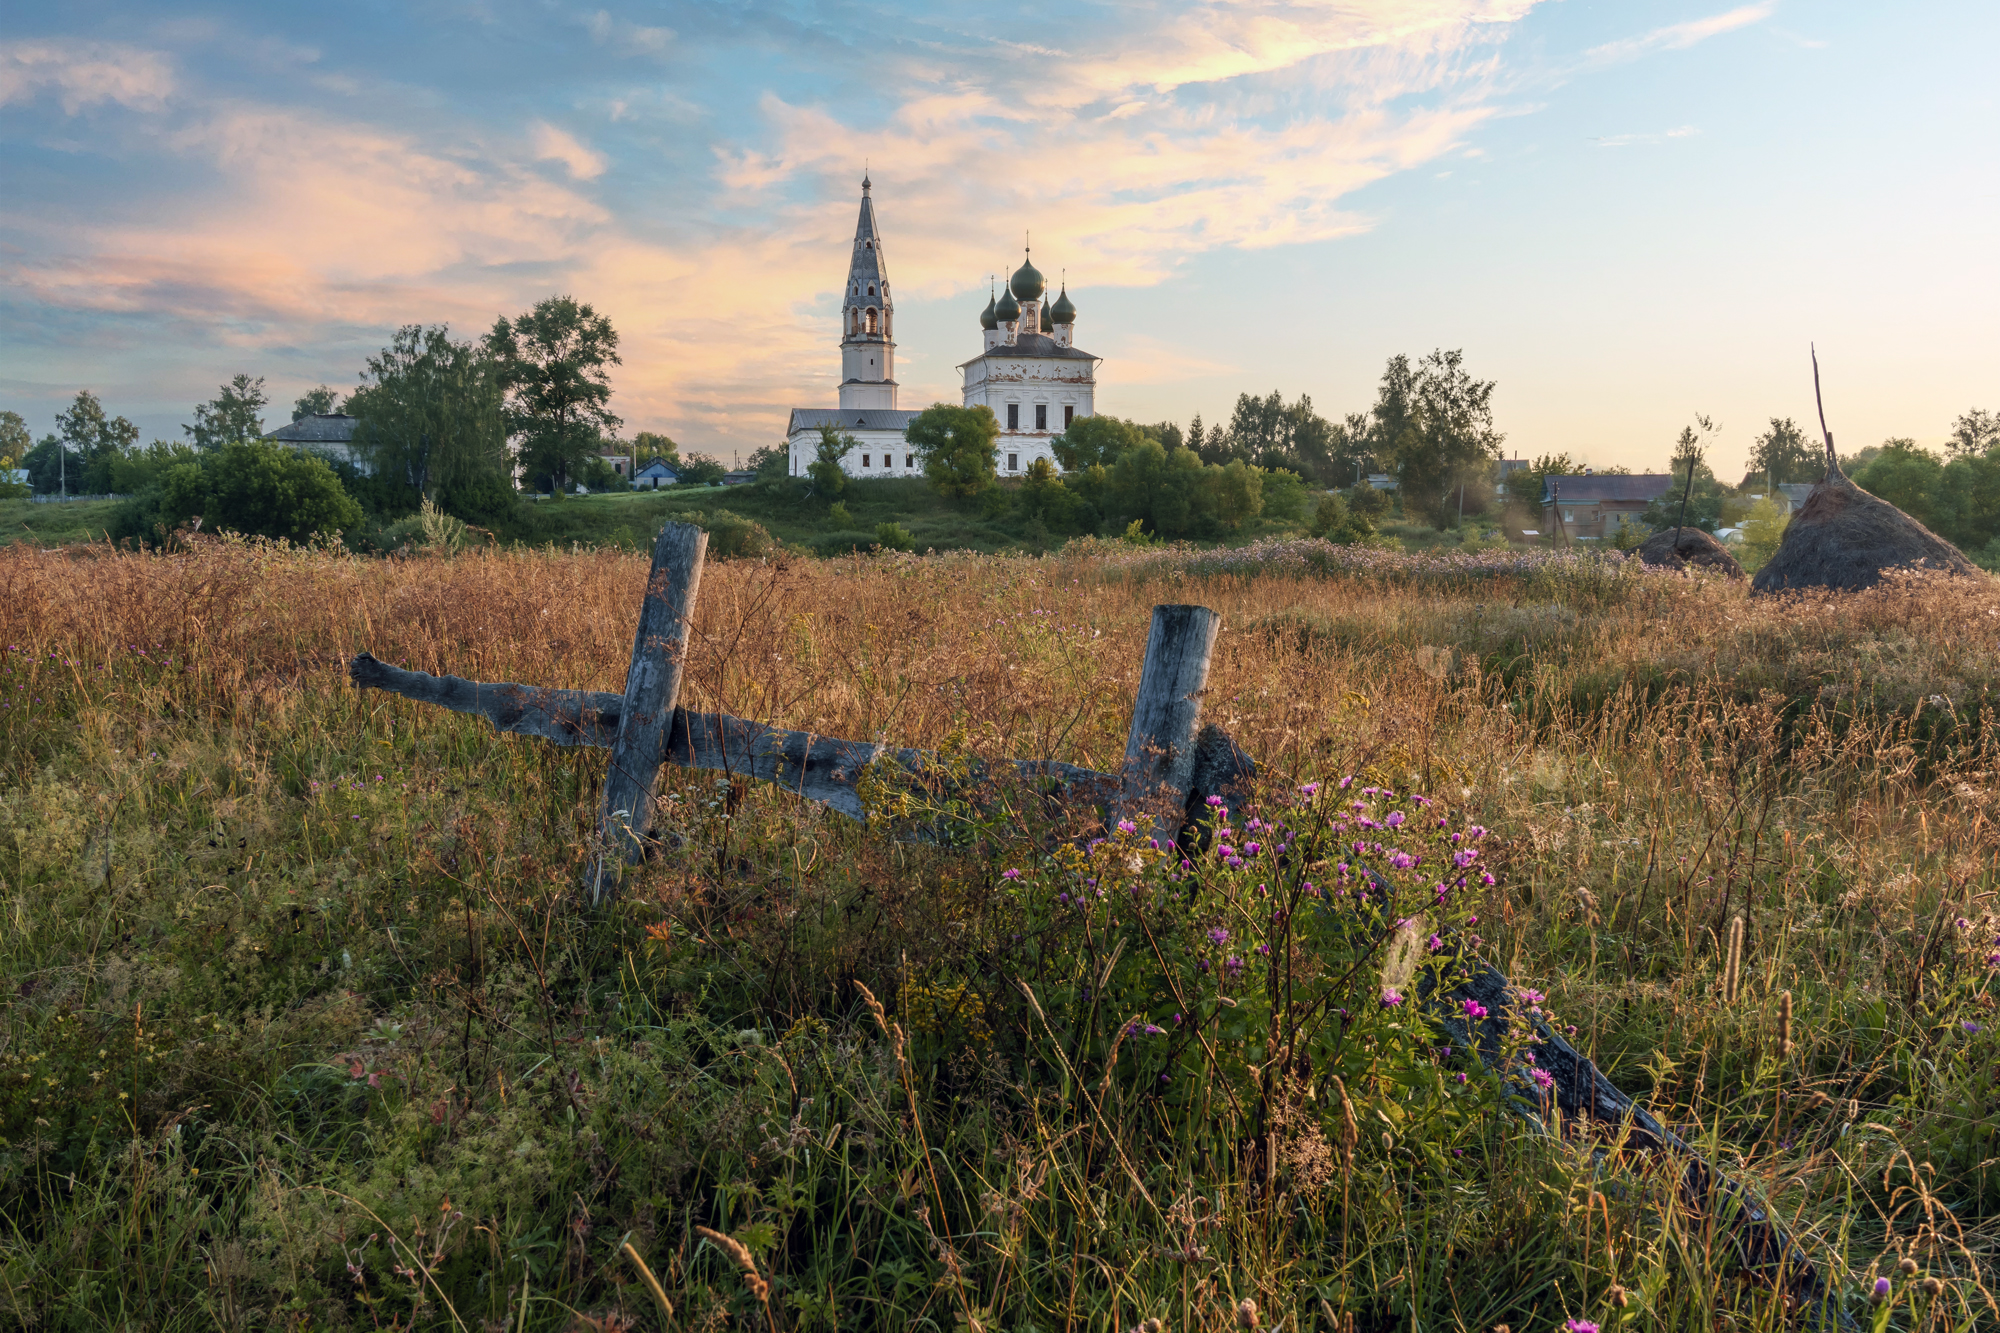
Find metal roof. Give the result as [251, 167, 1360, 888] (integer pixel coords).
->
[264, 413, 360, 444]
[786, 408, 923, 435]
[1542, 474, 1676, 504]
[958, 333, 1099, 368]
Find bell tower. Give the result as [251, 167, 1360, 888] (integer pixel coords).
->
[838, 174, 897, 410]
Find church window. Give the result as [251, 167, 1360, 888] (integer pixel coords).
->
[862, 454, 871, 468]
[1035, 404, 1047, 431]
[904, 453, 913, 468]
[1064, 405, 1075, 427]
[1007, 453, 1019, 472]
[1006, 403, 1019, 430]
[849, 310, 858, 335]
[868, 284, 874, 296]
[866, 309, 878, 334]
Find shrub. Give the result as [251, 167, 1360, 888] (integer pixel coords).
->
[875, 520, 915, 552]
[115, 439, 361, 544]
[685, 508, 775, 559]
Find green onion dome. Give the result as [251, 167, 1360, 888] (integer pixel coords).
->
[980, 292, 999, 330]
[1040, 301, 1053, 333]
[995, 286, 1021, 322]
[1009, 253, 1045, 301]
[1049, 285, 1075, 325]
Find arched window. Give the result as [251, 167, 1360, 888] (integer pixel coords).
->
[866, 308, 878, 334]
[850, 310, 859, 335]
[867, 284, 875, 296]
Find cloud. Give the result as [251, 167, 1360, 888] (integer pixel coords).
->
[0, 40, 175, 113]
[0, 2, 1551, 450]
[1583, 2, 1775, 67]
[531, 121, 608, 180]
[1590, 124, 1700, 148]
[583, 10, 674, 56]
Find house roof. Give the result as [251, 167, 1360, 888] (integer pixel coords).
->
[786, 408, 923, 435]
[957, 333, 1098, 367]
[635, 461, 678, 477]
[1777, 482, 1815, 507]
[265, 413, 360, 444]
[1542, 473, 1676, 504]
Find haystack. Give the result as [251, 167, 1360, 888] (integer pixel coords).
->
[1636, 526, 1744, 578]
[1751, 468, 1978, 595]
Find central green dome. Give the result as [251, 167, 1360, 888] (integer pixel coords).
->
[1009, 253, 1045, 301]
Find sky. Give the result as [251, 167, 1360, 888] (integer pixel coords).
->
[3, 0, 1996, 477]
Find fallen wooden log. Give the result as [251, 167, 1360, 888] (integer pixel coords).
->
[1428, 952, 1845, 1327]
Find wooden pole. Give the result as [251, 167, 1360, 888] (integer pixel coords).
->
[1116, 605, 1222, 840]
[595, 521, 707, 901]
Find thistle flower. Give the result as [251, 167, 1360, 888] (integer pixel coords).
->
[1563, 1322, 1599, 1333]
[1206, 927, 1230, 945]
[1870, 1277, 1891, 1305]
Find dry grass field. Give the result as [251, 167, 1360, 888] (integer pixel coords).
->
[3, 534, 1998, 1331]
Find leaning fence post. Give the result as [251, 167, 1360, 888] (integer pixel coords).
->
[1116, 604, 1222, 841]
[593, 522, 707, 902]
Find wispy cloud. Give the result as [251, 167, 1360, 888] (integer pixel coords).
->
[1583, 2, 1776, 67]
[1590, 124, 1701, 148]
[531, 121, 608, 180]
[0, 40, 174, 113]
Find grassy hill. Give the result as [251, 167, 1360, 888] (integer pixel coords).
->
[0, 497, 125, 547]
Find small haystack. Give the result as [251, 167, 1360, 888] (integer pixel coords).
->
[1636, 526, 1744, 578]
[1751, 470, 1978, 594]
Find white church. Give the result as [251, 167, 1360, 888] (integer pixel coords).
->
[785, 177, 1100, 478]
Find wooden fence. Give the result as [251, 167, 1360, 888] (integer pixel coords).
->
[344, 520, 1834, 1317]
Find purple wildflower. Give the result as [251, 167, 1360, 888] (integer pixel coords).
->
[1002, 868, 1022, 880]
[1206, 927, 1230, 945]
[1531, 1068, 1555, 1091]
[1564, 1322, 1599, 1333]
[1385, 810, 1406, 828]
[1462, 999, 1489, 1020]
[1381, 988, 1404, 1007]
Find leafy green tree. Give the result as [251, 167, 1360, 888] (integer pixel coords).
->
[1138, 421, 1185, 451]
[184, 374, 269, 450]
[1745, 417, 1822, 485]
[632, 431, 680, 467]
[1260, 469, 1310, 525]
[1013, 457, 1097, 535]
[56, 390, 140, 493]
[1311, 492, 1377, 545]
[1947, 409, 2000, 459]
[806, 425, 856, 501]
[137, 440, 361, 543]
[1209, 459, 1264, 530]
[292, 385, 341, 420]
[108, 441, 201, 495]
[1052, 414, 1147, 472]
[22, 436, 68, 494]
[1108, 439, 1199, 536]
[678, 453, 727, 486]
[1854, 440, 1945, 528]
[1371, 350, 1503, 525]
[486, 296, 622, 494]
[0, 410, 29, 467]
[1737, 496, 1790, 572]
[1933, 448, 2000, 550]
[1212, 391, 1342, 483]
[875, 520, 915, 552]
[908, 403, 999, 500]
[347, 325, 509, 511]
[1505, 453, 1578, 509]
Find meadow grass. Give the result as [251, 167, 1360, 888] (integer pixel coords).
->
[2, 536, 1997, 1331]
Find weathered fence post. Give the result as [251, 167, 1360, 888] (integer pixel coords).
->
[1116, 604, 1222, 841]
[593, 522, 707, 902]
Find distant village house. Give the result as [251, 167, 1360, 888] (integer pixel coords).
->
[1542, 473, 1676, 540]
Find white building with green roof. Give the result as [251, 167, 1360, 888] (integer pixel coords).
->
[786, 179, 1099, 480]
